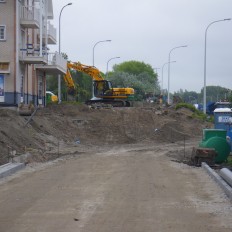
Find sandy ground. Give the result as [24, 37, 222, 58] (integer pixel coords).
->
[0, 104, 211, 164]
[0, 104, 231, 231]
[0, 141, 231, 232]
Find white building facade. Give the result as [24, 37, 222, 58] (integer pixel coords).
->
[0, 0, 66, 107]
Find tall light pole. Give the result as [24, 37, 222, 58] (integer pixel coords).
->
[168, 45, 187, 104]
[106, 56, 120, 78]
[58, 2, 72, 104]
[91, 40, 111, 98]
[203, 18, 231, 114]
[162, 61, 176, 94]
[153, 68, 160, 95]
[92, 40, 111, 67]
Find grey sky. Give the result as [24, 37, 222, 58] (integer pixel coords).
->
[51, 0, 232, 93]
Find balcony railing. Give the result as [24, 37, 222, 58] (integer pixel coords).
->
[20, 6, 40, 29]
[19, 44, 47, 64]
[47, 22, 57, 44]
[38, 22, 57, 45]
[36, 52, 67, 75]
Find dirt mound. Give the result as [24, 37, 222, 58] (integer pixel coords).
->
[0, 104, 212, 164]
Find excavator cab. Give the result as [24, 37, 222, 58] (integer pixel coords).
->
[94, 80, 113, 97]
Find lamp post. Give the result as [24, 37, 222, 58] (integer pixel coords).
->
[153, 68, 160, 95]
[106, 56, 120, 78]
[91, 40, 111, 98]
[162, 61, 176, 94]
[203, 18, 231, 114]
[92, 40, 111, 67]
[58, 2, 72, 104]
[168, 45, 187, 104]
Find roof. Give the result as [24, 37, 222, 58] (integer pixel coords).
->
[214, 108, 232, 113]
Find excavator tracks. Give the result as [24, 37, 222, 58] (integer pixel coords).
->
[85, 99, 132, 107]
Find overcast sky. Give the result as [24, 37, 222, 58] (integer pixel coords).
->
[50, 0, 232, 93]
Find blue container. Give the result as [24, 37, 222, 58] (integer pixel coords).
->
[214, 108, 232, 151]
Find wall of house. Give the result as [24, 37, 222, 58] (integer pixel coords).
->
[0, 0, 59, 107]
[0, 1, 16, 105]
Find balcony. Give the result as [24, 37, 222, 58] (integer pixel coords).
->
[36, 52, 67, 75]
[19, 44, 47, 64]
[38, 22, 57, 45]
[20, 6, 40, 29]
[47, 22, 57, 44]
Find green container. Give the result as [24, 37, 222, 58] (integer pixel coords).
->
[46, 93, 52, 103]
[199, 129, 230, 164]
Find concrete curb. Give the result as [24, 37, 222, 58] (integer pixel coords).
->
[202, 162, 232, 201]
[0, 163, 25, 179]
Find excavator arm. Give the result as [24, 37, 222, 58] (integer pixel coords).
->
[63, 68, 77, 95]
[67, 62, 104, 81]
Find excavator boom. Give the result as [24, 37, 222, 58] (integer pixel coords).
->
[68, 62, 104, 81]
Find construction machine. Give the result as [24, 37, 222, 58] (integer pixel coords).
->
[64, 62, 134, 107]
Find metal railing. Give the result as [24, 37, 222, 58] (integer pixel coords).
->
[48, 52, 67, 70]
[47, 22, 56, 42]
[20, 5, 40, 23]
[19, 46, 67, 71]
[19, 43, 48, 59]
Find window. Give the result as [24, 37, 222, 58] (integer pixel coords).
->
[0, 62, 10, 73]
[0, 26, 6, 40]
[0, 1, 6, 3]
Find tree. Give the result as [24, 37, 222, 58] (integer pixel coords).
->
[174, 89, 198, 103]
[69, 70, 92, 102]
[46, 75, 58, 94]
[199, 86, 230, 103]
[113, 60, 156, 78]
[108, 60, 160, 100]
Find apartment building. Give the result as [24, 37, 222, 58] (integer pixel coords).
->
[0, 0, 66, 107]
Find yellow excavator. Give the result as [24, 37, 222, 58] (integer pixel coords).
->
[64, 61, 134, 107]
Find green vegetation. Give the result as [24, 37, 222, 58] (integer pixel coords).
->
[175, 103, 213, 121]
[108, 60, 159, 101]
[227, 155, 232, 167]
[174, 86, 231, 104]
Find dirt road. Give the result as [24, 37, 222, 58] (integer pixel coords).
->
[0, 142, 231, 232]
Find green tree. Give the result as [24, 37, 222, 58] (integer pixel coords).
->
[70, 70, 92, 102]
[108, 60, 160, 100]
[199, 86, 230, 103]
[113, 60, 156, 77]
[46, 75, 58, 94]
[174, 89, 198, 103]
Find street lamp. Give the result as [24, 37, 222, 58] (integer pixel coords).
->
[167, 45, 187, 104]
[162, 61, 176, 94]
[153, 68, 160, 95]
[91, 40, 111, 98]
[203, 18, 231, 114]
[106, 56, 120, 78]
[92, 40, 111, 67]
[58, 2, 72, 104]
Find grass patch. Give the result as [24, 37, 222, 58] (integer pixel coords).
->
[227, 155, 232, 166]
[175, 103, 213, 122]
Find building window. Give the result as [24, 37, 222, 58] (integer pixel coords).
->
[0, 25, 6, 40]
[0, 62, 10, 73]
[0, 1, 6, 3]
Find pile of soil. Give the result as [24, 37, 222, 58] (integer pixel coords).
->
[0, 104, 212, 164]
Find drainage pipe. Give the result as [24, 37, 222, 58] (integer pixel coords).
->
[220, 168, 232, 187]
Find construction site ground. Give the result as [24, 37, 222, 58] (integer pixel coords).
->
[0, 103, 232, 232]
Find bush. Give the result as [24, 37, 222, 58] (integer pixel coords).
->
[175, 103, 211, 121]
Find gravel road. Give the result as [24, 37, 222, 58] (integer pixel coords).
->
[0, 142, 231, 232]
